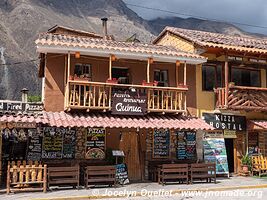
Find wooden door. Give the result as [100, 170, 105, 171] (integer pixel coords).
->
[119, 131, 142, 181]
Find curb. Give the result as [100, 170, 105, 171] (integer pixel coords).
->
[31, 184, 267, 200]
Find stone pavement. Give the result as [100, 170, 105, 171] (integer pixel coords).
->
[1, 176, 267, 200]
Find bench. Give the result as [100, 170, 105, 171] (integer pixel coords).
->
[48, 165, 79, 189]
[158, 164, 189, 185]
[252, 155, 267, 177]
[190, 163, 216, 184]
[6, 161, 47, 194]
[84, 165, 116, 188]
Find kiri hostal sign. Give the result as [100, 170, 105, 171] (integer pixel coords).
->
[111, 91, 147, 116]
[203, 113, 246, 131]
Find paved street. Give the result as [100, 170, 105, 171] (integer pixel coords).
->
[0, 176, 267, 200]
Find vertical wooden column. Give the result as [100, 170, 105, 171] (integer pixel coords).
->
[109, 55, 112, 80]
[176, 61, 180, 87]
[183, 61, 187, 86]
[65, 51, 71, 110]
[147, 58, 153, 83]
[0, 131, 2, 187]
[224, 54, 229, 107]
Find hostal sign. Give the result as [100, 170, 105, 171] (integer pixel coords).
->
[111, 91, 147, 115]
[203, 113, 246, 131]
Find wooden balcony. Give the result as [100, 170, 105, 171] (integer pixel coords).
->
[215, 85, 267, 112]
[65, 80, 187, 114]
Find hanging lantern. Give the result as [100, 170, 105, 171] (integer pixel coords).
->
[75, 52, 80, 59]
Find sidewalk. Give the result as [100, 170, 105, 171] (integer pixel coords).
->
[1, 176, 267, 200]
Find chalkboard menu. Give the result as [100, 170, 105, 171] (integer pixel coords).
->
[62, 129, 76, 159]
[153, 129, 170, 158]
[42, 127, 63, 159]
[27, 129, 42, 161]
[116, 163, 130, 185]
[85, 128, 106, 159]
[176, 131, 196, 160]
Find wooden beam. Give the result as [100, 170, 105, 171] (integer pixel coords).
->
[183, 61, 187, 86]
[224, 54, 229, 107]
[176, 61, 180, 87]
[109, 55, 113, 79]
[147, 58, 153, 83]
[65, 51, 71, 109]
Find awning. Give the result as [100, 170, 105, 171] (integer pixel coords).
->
[247, 120, 267, 130]
[0, 112, 214, 130]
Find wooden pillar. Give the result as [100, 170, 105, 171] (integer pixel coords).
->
[65, 52, 71, 110]
[183, 61, 187, 86]
[109, 55, 112, 80]
[0, 131, 2, 187]
[147, 58, 153, 83]
[224, 54, 229, 107]
[176, 61, 180, 87]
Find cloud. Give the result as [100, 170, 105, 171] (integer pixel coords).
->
[123, 0, 267, 34]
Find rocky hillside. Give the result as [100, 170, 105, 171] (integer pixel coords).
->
[0, 0, 258, 100]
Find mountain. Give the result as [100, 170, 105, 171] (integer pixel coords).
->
[0, 0, 261, 100]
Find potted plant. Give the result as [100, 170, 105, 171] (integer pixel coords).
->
[229, 82, 235, 87]
[241, 154, 251, 172]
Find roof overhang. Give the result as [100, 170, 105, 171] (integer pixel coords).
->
[36, 45, 207, 65]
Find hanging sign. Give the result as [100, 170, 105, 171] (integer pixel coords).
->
[85, 128, 106, 159]
[27, 129, 42, 161]
[116, 163, 130, 185]
[224, 130, 237, 138]
[153, 129, 170, 158]
[111, 91, 147, 116]
[203, 113, 246, 131]
[203, 131, 229, 175]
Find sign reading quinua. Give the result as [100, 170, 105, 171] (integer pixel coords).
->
[202, 113, 246, 131]
[111, 92, 147, 115]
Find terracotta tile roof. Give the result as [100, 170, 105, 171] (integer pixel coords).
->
[0, 112, 214, 130]
[155, 27, 267, 54]
[247, 120, 267, 130]
[35, 33, 206, 63]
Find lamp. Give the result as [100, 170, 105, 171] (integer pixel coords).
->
[75, 52, 80, 59]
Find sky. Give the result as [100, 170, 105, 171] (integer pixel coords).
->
[123, 0, 267, 35]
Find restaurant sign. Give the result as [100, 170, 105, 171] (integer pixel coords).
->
[0, 101, 44, 112]
[203, 113, 246, 131]
[111, 91, 147, 115]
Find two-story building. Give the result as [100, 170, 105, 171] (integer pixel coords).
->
[154, 27, 267, 173]
[31, 21, 214, 182]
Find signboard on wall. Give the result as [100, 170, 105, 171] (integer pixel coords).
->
[224, 130, 237, 138]
[203, 113, 246, 131]
[0, 101, 44, 113]
[111, 91, 147, 116]
[153, 129, 170, 158]
[203, 131, 229, 175]
[176, 131, 197, 160]
[85, 128, 106, 159]
[62, 129, 76, 159]
[27, 129, 42, 161]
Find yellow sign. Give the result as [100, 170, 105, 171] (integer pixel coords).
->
[224, 130, 237, 138]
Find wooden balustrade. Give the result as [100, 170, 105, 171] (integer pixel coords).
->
[215, 86, 267, 112]
[6, 160, 47, 194]
[67, 80, 187, 113]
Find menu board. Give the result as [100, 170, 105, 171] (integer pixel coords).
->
[116, 163, 130, 185]
[153, 129, 170, 158]
[62, 129, 76, 159]
[27, 129, 42, 161]
[85, 128, 106, 159]
[42, 127, 63, 159]
[203, 131, 229, 175]
[176, 131, 196, 160]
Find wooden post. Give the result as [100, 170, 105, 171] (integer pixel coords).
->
[65, 52, 71, 109]
[6, 163, 10, 194]
[147, 58, 153, 83]
[176, 61, 180, 87]
[109, 55, 112, 80]
[224, 54, 229, 107]
[43, 164, 47, 193]
[183, 61, 187, 86]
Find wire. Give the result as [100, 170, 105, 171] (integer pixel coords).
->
[125, 3, 267, 30]
[0, 59, 39, 66]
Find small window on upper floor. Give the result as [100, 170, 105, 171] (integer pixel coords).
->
[231, 66, 260, 87]
[154, 70, 169, 87]
[202, 64, 223, 91]
[112, 67, 130, 84]
[74, 63, 92, 79]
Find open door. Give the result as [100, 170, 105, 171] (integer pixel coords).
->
[119, 131, 142, 181]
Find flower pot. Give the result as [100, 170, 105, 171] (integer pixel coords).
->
[242, 165, 249, 172]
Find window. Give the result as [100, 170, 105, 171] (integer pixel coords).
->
[74, 64, 92, 79]
[231, 67, 260, 87]
[154, 70, 168, 87]
[112, 67, 130, 84]
[202, 64, 222, 91]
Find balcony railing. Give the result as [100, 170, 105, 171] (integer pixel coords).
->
[215, 85, 267, 112]
[66, 80, 187, 113]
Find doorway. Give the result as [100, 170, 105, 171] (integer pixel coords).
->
[119, 131, 142, 181]
[225, 139, 234, 173]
